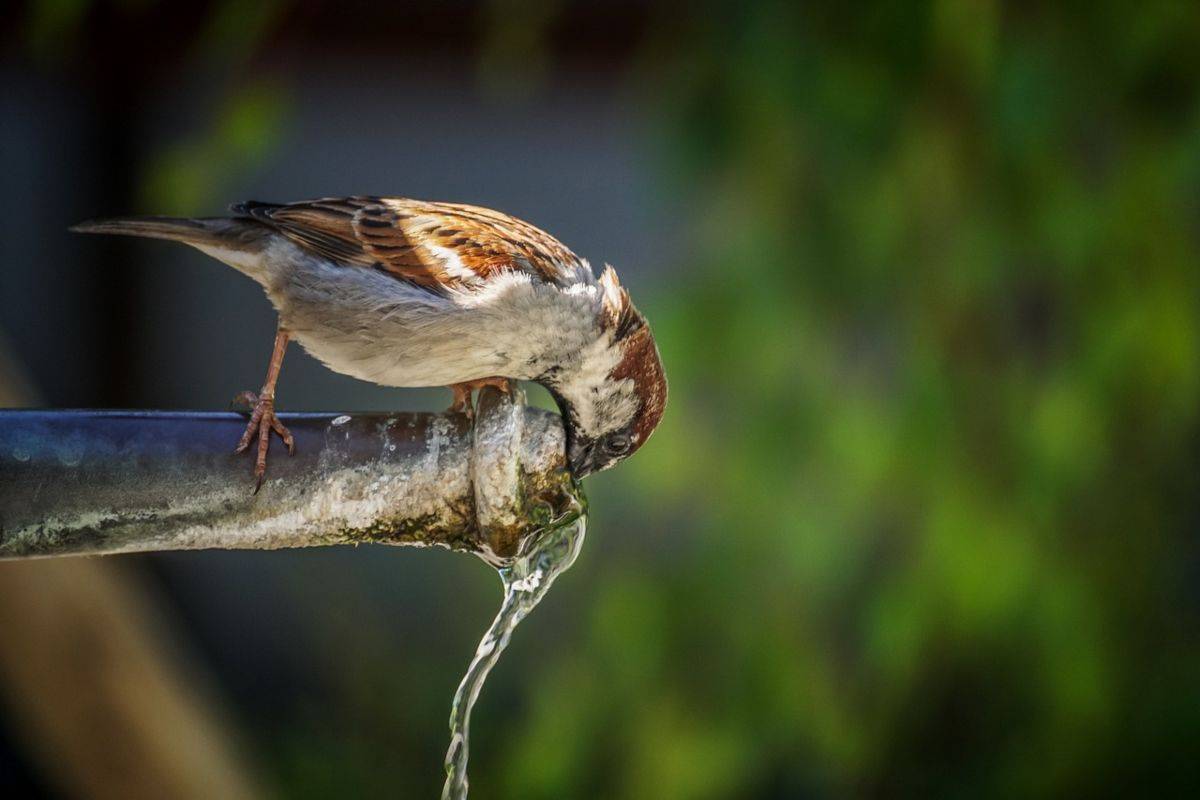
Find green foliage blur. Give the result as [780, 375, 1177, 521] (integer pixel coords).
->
[498, 2, 1200, 797]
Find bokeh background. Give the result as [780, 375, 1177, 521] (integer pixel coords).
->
[3, 1, 1200, 797]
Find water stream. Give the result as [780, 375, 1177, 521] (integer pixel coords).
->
[441, 505, 588, 800]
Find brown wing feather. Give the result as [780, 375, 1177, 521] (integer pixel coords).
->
[231, 196, 582, 291]
[232, 197, 375, 266]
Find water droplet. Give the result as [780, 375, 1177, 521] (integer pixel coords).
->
[441, 507, 587, 800]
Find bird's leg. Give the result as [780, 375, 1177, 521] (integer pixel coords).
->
[448, 383, 474, 418]
[446, 376, 515, 419]
[234, 326, 294, 492]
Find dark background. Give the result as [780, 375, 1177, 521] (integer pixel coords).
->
[3, 1, 1200, 797]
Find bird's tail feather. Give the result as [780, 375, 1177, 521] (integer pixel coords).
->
[70, 216, 262, 251]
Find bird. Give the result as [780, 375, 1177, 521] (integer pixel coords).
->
[71, 196, 667, 490]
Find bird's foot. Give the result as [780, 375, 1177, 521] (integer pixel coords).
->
[233, 390, 295, 493]
[447, 377, 515, 420]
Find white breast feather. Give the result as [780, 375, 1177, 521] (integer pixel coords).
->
[260, 245, 612, 392]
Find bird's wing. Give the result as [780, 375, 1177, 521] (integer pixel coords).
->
[231, 196, 583, 292]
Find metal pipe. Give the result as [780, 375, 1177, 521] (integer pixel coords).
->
[0, 387, 582, 564]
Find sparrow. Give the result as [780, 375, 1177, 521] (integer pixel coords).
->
[71, 197, 667, 488]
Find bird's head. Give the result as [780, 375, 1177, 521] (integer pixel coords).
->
[546, 265, 667, 478]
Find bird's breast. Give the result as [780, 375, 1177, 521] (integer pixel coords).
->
[263, 255, 598, 389]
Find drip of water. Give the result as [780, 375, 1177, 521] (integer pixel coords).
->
[441, 506, 588, 800]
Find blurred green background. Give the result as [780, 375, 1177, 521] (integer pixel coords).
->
[3, 1, 1200, 797]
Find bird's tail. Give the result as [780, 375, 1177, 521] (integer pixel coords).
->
[70, 216, 270, 278]
[70, 216, 258, 248]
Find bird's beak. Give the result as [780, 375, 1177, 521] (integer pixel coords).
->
[546, 389, 596, 478]
[567, 436, 597, 479]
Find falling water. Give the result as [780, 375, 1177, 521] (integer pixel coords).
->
[441, 504, 588, 800]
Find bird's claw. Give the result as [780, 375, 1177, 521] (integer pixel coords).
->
[234, 391, 294, 492]
[483, 376, 514, 395]
[447, 377, 514, 420]
[448, 387, 475, 421]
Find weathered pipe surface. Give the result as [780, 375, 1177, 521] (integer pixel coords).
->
[0, 388, 581, 564]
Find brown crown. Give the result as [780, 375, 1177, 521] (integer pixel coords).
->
[598, 265, 667, 451]
[611, 318, 667, 452]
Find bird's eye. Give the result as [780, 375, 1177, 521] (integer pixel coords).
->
[603, 433, 632, 456]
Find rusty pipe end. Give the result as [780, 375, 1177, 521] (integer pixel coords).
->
[471, 386, 583, 564]
[0, 392, 586, 562]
